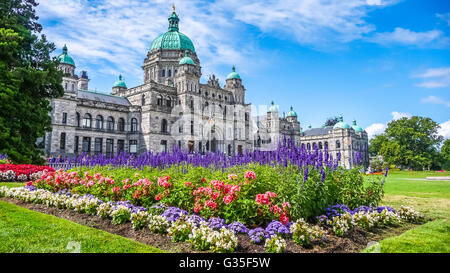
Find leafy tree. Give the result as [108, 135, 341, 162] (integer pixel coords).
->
[368, 116, 443, 170]
[323, 116, 339, 127]
[369, 134, 388, 157]
[0, 0, 63, 164]
[441, 139, 450, 170]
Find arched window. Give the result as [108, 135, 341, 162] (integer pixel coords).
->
[161, 119, 168, 133]
[83, 113, 92, 128]
[95, 115, 103, 129]
[131, 118, 138, 132]
[107, 116, 114, 131]
[76, 112, 80, 127]
[141, 95, 145, 106]
[307, 143, 311, 150]
[162, 69, 165, 77]
[168, 69, 172, 77]
[157, 95, 162, 106]
[325, 141, 328, 149]
[319, 142, 323, 150]
[336, 140, 341, 149]
[118, 118, 125, 131]
[166, 97, 171, 107]
[312, 142, 317, 149]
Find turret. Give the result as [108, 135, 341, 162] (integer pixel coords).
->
[78, 71, 89, 90]
[174, 50, 201, 93]
[224, 65, 245, 104]
[57, 44, 77, 93]
[111, 74, 127, 96]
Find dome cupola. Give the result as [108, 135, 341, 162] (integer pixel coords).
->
[113, 74, 127, 88]
[268, 101, 279, 112]
[150, 6, 196, 53]
[333, 116, 350, 129]
[179, 50, 195, 65]
[226, 65, 241, 80]
[351, 119, 363, 132]
[287, 106, 297, 117]
[57, 44, 75, 66]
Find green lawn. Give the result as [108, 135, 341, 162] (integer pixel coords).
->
[364, 170, 450, 253]
[0, 200, 164, 253]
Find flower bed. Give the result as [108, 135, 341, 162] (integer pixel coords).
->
[0, 185, 424, 253]
[0, 164, 55, 182]
[29, 163, 385, 226]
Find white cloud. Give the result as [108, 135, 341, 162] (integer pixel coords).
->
[414, 67, 450, 89]
[368, 27, 447, 47]
[365, 123, 386, 139]
[391, 111, 412, 120]
[421, 96, 450, 107]
[366, 111, 412, 139]
[438, 120, 450, 139]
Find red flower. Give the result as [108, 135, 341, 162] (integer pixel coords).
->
[280, 214, 289, 225]
[205, 200, 217, 210]
[155, 193, 164, 201]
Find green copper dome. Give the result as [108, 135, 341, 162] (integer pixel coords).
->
[287, 106, 297, 117]
[179, 50, 195, 65]
[113, 74, 127, 88]
[57, 44, 75, 66]
[268, 101, 278, 112]
[333, 116, 350, 129]
[352, 120, 363, 132]
[150, 10, 195, 53]
[226, 65, 241, 80]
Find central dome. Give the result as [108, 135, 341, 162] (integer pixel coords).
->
[150, 10, 195, 53]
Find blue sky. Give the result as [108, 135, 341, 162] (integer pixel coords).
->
[36, 0, 450, 139]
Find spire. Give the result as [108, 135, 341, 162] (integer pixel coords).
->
[353, 119, 357, 125]
[290, 106, 293, 111]
[232, 65, 236, 72]
[119, 74, 123, 81]
[168, 7, 179, 32]
[62, 44, 68, 54]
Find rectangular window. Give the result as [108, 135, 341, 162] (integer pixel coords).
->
[82, 137, 91, 153]
[106, 139, 114, 158]
[94, 138, 102, 155]
[129, 140, 137, 154]
[190, 121, 194, 135]
[62, 113, 67, 124]
[60, 132, 66, 150]
[160, 140, 167, 153]
[74, 136, 79, 153]
[117, 140, 125, 153]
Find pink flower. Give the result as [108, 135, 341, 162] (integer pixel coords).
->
[111, 187, 120, 193]
[211, 192, 220, 200]
[244, 171, 256, 180]
[223, 195, 233, 205]
[205, 200, 217, 210]
[282, 202, 291, 208]
[155, 193, 163, 201]
[135, 173, 140, 177]
[184, 181, 193, 187]
[26, 181, 33, 186]
[94, 173, 102, 180]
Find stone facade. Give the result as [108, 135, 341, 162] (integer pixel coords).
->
[44, 8, 369, 168]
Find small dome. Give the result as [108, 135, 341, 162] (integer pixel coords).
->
[113, 74, 127, 88]
[179, 50, 195, 65]
[287, 106, 297, 117]
[268, 101, 278, 112]
[352, 120, 363, 132]
[57, 44, 75, 66]
[226, 65, 241, 80]
[333, 116, 350, 129]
